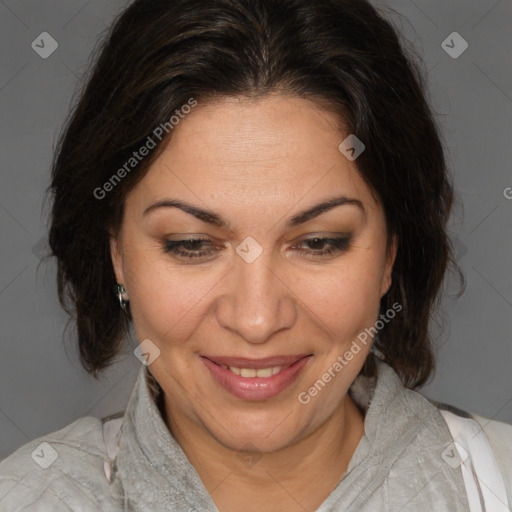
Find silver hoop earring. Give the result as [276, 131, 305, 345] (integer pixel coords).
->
[116, 283, 129, 310]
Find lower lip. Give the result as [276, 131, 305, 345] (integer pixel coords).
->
[201, 356, 312, 401]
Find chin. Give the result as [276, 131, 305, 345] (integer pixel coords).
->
[205, 410, 308, 454]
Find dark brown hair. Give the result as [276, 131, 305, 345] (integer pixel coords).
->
[48, 0, 464, 387]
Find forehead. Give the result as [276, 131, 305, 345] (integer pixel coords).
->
[126, 95, 379, 218]
[165, 94, 347, 170]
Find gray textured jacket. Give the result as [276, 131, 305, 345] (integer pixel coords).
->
[1, 359, 511, 511]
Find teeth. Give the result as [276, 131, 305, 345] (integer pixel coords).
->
[253, 368, 272, 378]
[228, 366, 282, 377]
[229, 366, 241, 375]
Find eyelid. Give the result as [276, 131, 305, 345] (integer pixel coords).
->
[163, 232, 350, 245]
[162, 233, 353, 262]
[293, 231, 352, 241]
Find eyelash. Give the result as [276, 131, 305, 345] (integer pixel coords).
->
[163, 236, 352, 260]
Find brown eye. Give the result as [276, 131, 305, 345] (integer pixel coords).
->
[163, 238, 218, 259]
[295, 236, 351, 259]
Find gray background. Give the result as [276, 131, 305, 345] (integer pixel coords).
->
[0, 0, 511, 460]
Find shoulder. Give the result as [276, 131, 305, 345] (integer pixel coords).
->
[0, 415, 118, 511]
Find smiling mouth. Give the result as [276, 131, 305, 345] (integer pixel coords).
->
[201, 354, 312, 378]
[200, 354, 313, 400]
[210, 363, 285, 378]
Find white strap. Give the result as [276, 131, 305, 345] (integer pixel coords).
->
[440, 409, 510, 512]
[101, 416, 124, 483]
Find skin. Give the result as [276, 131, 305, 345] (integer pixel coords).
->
[110, 94, 397, 512]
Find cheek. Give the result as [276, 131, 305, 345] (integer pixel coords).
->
[300, 255, 384, 339]
[126, 250, 221, 343]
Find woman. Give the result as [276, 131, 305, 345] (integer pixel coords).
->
[1, 0, 510, 510]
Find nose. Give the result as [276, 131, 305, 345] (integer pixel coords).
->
[215, 248, 297, 344]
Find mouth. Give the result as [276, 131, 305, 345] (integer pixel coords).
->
[200, 353, 312, 400]
[202, 353, 310, 376]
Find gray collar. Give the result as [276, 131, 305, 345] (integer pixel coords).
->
[114, 359, 470, 511]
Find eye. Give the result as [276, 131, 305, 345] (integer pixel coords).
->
[163, 235, 352, 262]
[163, 237, 219, 260]
[293, 236, 352, 259]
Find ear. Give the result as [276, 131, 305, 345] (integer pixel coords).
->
[380, 233, 397, 297]
[109, 232, 125, 286]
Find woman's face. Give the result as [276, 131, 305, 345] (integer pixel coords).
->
[111, 94, 397, 452]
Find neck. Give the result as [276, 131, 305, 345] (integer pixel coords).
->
[163, 393, 365, 512]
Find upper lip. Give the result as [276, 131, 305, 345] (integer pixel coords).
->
[201, 354, 311, 369]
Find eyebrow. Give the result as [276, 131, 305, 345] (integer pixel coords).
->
[143, 195, 365, 229]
